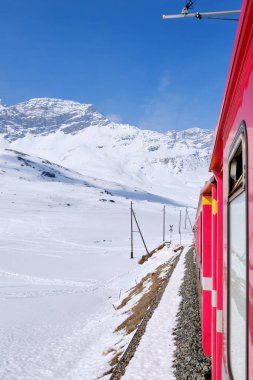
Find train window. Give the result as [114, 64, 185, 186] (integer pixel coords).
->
[228, 125, 247, 380]
[229, 146, 243, 193]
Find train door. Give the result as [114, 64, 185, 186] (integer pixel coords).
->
[227, 124, 248, 380]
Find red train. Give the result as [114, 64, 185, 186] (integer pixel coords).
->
[194, 1, 253, 379]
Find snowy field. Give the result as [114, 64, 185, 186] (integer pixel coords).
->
[0, 150, 194, 380]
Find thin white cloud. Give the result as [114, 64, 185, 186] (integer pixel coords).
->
[158, 73, 171, 93]
[106, 113, 122, 123]
[138, 73, 204, 131]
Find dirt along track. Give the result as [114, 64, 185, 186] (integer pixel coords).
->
[109, 247, 183, 380]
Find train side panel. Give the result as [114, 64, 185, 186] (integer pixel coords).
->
[201, 195, 212, 356]
[214, 172, 223, 380]
[211, 182, 217, 380]
[209, 1, 253, 377]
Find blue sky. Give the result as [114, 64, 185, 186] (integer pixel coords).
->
[0, 0, 242, 131]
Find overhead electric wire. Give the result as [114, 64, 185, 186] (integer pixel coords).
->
[204, 17, 239, 21]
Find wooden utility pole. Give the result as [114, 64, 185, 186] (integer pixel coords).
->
[187, 210, 193, 231]
[132, 209, 149, 255]
[130, 202, 133, 259]
[130, 202, 149, 258]
[169, 225, 173, 243]
[179, 209, 182, 245]
[163, 205, 165, 242]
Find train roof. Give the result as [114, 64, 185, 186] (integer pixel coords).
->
[210, 0, 252, 171]
[196, 177, 213, 219]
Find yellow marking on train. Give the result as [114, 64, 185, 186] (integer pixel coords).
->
[202, 196, 212, 205]
[212, 199, 218, 215]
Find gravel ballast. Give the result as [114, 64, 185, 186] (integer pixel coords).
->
[173, 247, 211, 380]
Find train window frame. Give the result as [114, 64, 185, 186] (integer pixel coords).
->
[227, 121, 248, 380]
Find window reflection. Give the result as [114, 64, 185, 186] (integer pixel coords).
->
[229, 191, 246, 380]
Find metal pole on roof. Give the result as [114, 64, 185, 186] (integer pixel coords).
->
[162, 10, 241, 21]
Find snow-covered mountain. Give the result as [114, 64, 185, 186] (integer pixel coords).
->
[0, 98, 213, 205]
[0, 98, 109, 139]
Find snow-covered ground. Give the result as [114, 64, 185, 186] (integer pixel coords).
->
[0, 98, 211, 379]
[0, 150, 194, 380]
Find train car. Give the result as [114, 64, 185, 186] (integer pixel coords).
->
[195, 177, 223, 379]
[195, 180, 213, 358]
[195, 0, 253, 379]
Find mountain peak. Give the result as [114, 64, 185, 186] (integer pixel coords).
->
[15, 97, 94, 110]
[0, 98, 109, 140]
